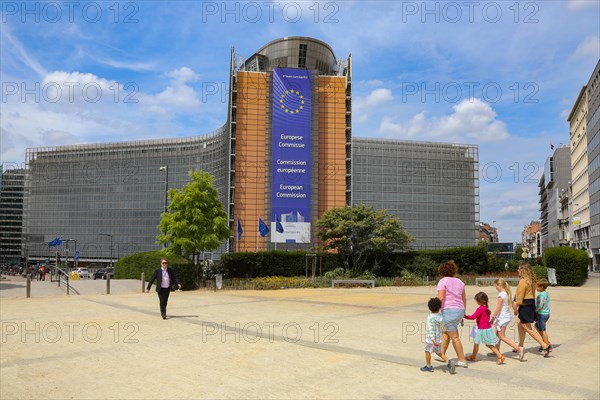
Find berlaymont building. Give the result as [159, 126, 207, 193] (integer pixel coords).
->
[22, 37, 479, 265]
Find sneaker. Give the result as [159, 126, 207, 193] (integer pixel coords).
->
[518, 347, 525, 361]
[538, 346, 544, 352]
[548, 344, 553, 352]
[447, 361, 456, 374]
[432, 353, 445, 362]
[420, 365, 434, 372]
[456, 361, 468, 368]
[512, 348, 520, 353]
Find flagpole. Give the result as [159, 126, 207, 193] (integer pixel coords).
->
[236, 217, 239, 253]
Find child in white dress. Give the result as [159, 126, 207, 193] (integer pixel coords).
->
[491, 278, 520, 354]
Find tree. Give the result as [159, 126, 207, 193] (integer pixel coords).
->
[316, 204, 414, 275]
[157, 170, 230, 265]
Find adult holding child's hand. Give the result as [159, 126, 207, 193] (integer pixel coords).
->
[436, 260, 468, 369]
[513, 262, 550, 360]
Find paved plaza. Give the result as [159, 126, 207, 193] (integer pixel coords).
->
[1, 274, 599, 399]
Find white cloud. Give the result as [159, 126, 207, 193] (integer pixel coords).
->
[567, 0, 600, 10]
[497, 203, 539, 217]
[353, 88, 394, 124]
[571, 35, 600, 59]
[138, 67, 202, 115]
[378, 98, 510, 143]
[0, 66, 205, 164]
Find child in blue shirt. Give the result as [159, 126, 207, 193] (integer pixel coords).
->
[535, 278, 552, 353]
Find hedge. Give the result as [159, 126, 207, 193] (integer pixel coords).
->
[218, 251, 341, 278]
[218, 245, 493, 278]
[544, 247, 589, 286]
[114, 251, 199, 290]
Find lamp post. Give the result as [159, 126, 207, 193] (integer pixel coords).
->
[159, 166, 169, 215]
[99, 233, 113, 268]
[159, 166, 169, 248]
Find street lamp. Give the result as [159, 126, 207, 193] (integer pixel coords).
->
[99, 233, 113, 268]
[159, 166, 169, 249]
[159, 166, 169, 215]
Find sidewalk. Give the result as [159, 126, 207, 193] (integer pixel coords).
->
[1, 275, 599, 399]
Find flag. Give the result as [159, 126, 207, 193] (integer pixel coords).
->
[259, 217, 270, 237]
[275, 216, 284, 233]
[48, 237, 63, 247]
[237, 218, 243, 240]
[550, 143, 554, 150]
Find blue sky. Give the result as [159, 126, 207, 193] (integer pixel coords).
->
[1, 0, 599, 243]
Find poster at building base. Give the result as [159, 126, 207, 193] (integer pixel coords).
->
[271, 67, 312, 243]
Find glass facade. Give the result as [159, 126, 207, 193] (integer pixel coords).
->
[24, 129, 230, 263]
[352, 138, 479, 249]
[0, 167, 26, 264]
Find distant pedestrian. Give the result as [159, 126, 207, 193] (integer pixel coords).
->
[420, 297, 455, 373]
[146, 258, 181, 319]
[464, 292, 505, 365]
[491, 278, 520, 354]
[513, 262, 550, 359]
[435, 260, 468, 369]
[535, 278, 552, 353]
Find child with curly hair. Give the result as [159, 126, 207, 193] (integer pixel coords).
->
[421, 297, 456, 374]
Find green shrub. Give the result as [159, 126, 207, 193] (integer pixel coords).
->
[114, 251, 197, 290]
[252, 276, 314, 290]
[324, 267, 348, 280]
[532, 264, 548, 280]
[219, 251, 342, 278]
[544, 247, 589, 286]
[407, 254, 438, 278]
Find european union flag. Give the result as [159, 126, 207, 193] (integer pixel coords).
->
[48, 237, 63, 247]
[259, 218, 270, 237]
[237, 218, 243, 240]
[275, 216, 284, 233]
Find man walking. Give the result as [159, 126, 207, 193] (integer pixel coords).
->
[146, 258, 181, 319]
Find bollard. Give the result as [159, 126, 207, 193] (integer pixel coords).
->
[141, 272, 145, 293]
[26, 275, 31, 298]
[106, 274, 111, 295]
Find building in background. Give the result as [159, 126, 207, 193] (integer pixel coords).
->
[479, 222, 498, 243]
[22, 37, 479, 265]
[0, 166, 26, 265]
[352, 139, 479, 249]
[522, 220, 542, 258]
[539, 145, 571, 252]
[586, 60, 600, 271]
[568, 85, 591, 257]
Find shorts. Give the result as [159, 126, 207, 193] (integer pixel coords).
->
[517, 299, 536, 324]
[535, 314, 550, 331]
[442, 308, 464, 332]
[424, 342, 441, 354]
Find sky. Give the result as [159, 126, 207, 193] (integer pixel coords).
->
[1, 0, 599, 244]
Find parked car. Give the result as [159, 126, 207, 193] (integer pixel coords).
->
[93, 268, 114, 280]
[75, 268, 91, 279]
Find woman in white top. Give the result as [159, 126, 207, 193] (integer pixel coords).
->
[490, 278, 520, 353]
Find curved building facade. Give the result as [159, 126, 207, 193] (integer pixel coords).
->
[23, 37, 477, 265]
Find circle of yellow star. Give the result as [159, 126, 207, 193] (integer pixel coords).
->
[279, 89, 305, 114]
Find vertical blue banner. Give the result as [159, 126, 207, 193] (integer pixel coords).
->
[271, 68, 312, 243]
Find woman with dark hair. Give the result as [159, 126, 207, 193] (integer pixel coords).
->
[436, 261, 468, 369]
[512, 262, 550, 360]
